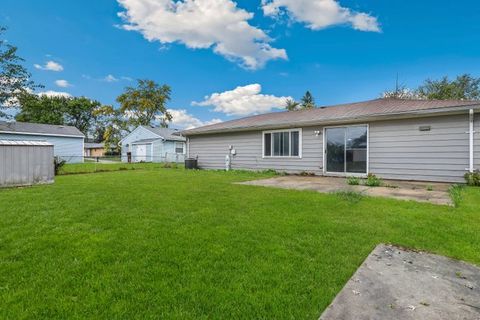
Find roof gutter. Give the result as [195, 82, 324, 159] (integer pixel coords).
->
[182, 104, 480, 136]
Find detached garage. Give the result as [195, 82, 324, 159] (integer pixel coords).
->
[0, 121, 84, 163]
[0, 140, 54, 187]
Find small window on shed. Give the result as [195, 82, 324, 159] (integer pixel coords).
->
[175, 142, 184, 154]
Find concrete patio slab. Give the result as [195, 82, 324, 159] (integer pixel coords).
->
[320, 244, 480, 320]
[238, 176, 452, 205]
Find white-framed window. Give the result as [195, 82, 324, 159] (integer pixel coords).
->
[263, 128, 302, 158]
[175, 142, 185, 154]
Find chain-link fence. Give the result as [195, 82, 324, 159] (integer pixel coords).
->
[56, 153, 186, 164]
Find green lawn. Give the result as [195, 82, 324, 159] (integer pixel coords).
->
[0, 168, 479, 319]
[57, 162, 178, 175]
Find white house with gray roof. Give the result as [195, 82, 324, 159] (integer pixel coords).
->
[182, 98, 480, 183]
[0, 121, 84, 163]
[120, 126, 186, 163]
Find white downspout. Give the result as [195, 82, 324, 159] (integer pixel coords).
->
[469, 109, 474, 173]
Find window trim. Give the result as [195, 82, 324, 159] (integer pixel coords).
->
[175, 142, 185, 154]
[322, 124, 369, 177]
[262, 128, 302, 158]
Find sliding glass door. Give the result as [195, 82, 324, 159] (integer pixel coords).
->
[326, 125, 367, 174]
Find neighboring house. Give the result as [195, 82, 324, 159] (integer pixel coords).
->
[182, 98, 480, 183]
[120, 126, 186, 163]
[84, 142, 106, 157]
[0, 121, 84, 163]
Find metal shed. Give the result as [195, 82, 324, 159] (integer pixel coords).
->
[0, 140, 54, 188]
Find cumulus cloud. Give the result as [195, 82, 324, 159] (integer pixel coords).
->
[34, 60, 64, 72]
[192, 83, 291, 116]
[37, 91, 72, 98]
[117, 0, 287, 69]
[167, 109, 222, 129]
[55, 79, 71, 88]
[261, 0, 380, 32]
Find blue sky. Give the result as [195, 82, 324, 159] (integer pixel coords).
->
[2, 0, 480, 128]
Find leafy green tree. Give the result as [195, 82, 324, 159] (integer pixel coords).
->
[93, 105, 128, 153]
[416, 74, 480, 100]
[15, 93, 101, 137]
[64, 97, 101, 136]
[0, 26, 40, 117]
[300, 91, 316, 109]
[285, 98, 300, 111]
[15, 93, 66, 124]
[117, 79, 172, 127]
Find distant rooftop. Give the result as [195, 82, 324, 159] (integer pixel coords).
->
[141, 126, 186, 141]
[182, 98, 480, 135]
[84, 142, 104, 149]
[0, 121, 84, 137]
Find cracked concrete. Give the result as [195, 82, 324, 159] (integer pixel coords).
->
[238, 176, 453, 205]
[320, 244, 480, 320]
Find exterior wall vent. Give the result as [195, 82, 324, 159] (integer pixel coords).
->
[419, 126, 431, 132]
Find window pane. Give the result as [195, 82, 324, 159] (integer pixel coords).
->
[291, 131, 299, 156]
[326, 128, 345, 172]
[273, 132, 281, 156]
[175, 143, 184, 153]
[282, 132, 289, 156]
[346, 126, 367, 173]
[264, 133, 271, 156]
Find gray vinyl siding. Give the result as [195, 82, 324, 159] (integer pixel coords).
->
[0, 133, 83, 163]
[369, 114, 470, 182]
[188, 126, 323, 173]
[188, 113, 476, 182]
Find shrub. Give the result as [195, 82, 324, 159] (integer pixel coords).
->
[346, 176, 360, 185]
[53, 157, 66, 175]
[364, 173, 382, 187]
[261, 169, 280, 175]
[464, 170, 480, 186]
[426, 185, 434, 191]
[299, 171, 315, 176]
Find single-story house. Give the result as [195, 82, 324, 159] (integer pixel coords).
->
[84, 142, 106, 157]
[121, 126, 186, 163]
[0, 121, 84, 163]
[181, 98, 480, 183]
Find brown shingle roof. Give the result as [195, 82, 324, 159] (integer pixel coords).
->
[182, 98, 480, 135]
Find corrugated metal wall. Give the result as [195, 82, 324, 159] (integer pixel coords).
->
[0, 143, 54, 187]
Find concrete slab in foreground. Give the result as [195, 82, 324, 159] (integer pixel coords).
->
[320, 244, 480, 320]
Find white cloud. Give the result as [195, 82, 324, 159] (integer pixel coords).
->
[167, 109, 222, 129]
[261, 0, 380, 32]
[55, 79, 71, 88]
[34, 60, 64, 72]
[104, 74, 119, 82]
[192, 83, 291, 116]
[37, 91, 72, 98]
[117, 0, 287, 70]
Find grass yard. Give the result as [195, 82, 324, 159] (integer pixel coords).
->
[0, 167, 479, 319]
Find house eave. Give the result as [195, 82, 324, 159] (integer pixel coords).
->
[182, 105, 480, 136]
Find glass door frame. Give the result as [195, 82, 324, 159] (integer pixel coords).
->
[322, 124, 369, 176]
